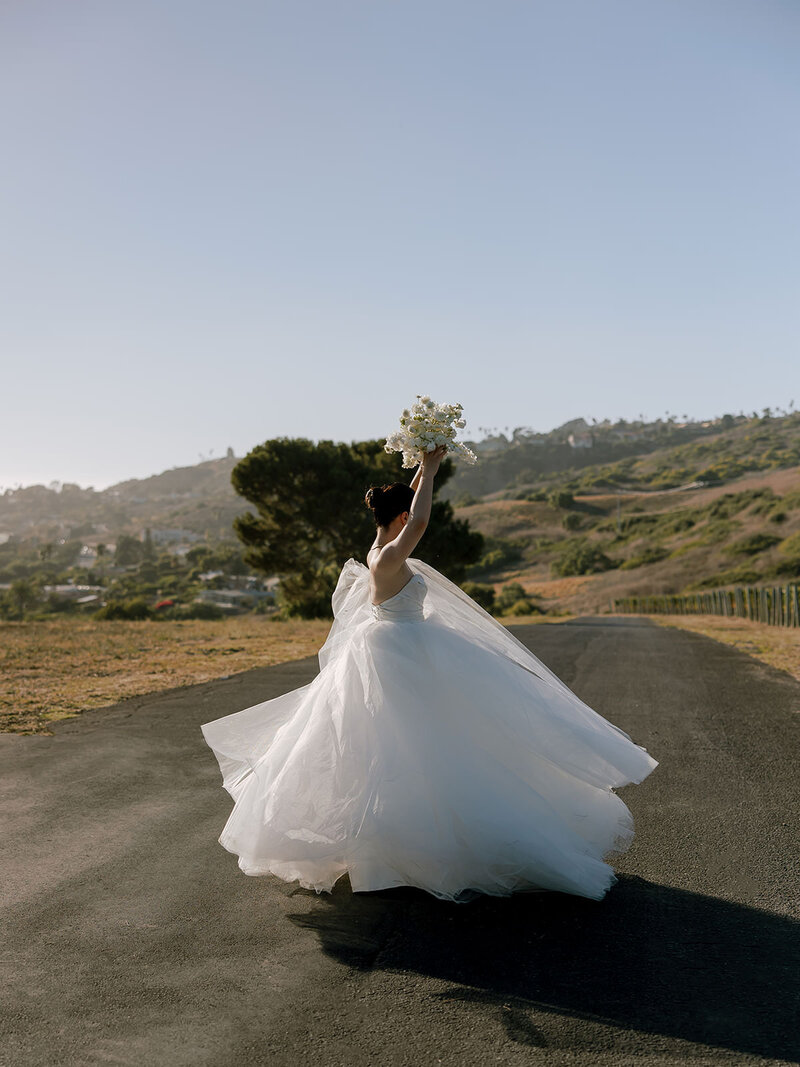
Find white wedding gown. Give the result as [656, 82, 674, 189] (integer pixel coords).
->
[201, 557, 658, 903]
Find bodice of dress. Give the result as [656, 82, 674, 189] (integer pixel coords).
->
[370, 572, 427, 622]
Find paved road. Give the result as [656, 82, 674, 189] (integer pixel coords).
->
[2, 617, 799, 1067]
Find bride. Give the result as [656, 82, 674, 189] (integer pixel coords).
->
[201, 445, 658, 903]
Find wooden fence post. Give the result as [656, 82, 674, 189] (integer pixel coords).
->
[610, 582, 797, 625]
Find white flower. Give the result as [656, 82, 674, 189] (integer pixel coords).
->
[382, 395, 477, 466]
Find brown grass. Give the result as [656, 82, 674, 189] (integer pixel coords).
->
[649, 614, 800, 683]
[1, 615, 332, 735]
[1, 612, 578, 736]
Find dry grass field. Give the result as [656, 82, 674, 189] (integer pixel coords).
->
[1, 615, 332, 735]
[1, 612, 575, 736]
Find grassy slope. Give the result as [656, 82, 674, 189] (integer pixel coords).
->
[572, 413, 800, 491]
[462, 411, 800, 499]
[454, 454, 800, 616]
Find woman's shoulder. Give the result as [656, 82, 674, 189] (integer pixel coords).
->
[367, 546, 413, 575]
[366, 544, 395, 573]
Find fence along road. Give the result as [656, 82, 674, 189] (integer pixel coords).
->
[613, 580, 800, 626]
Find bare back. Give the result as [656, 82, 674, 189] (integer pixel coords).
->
[367, 545, 415, 605]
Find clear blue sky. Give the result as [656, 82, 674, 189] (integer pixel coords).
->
[2, 0, 798, 490]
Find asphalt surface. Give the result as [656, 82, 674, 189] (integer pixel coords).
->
[2, 616, 799, 1067]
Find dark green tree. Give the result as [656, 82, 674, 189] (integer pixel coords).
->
[142, 527, 156, 561]
[231, 437, 484, 617]
[114, 533, 144, 566]
[9, 577, 43, 619]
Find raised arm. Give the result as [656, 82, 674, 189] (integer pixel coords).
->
[409, 462, 423, 492]
[379, 446, 446, 571]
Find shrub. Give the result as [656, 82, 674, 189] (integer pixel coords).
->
[551, 541, 615, 577]
[495, 582, 538, 615]
[723, 533, 781, 557]
[548, 489, 574, 509]
[696, 519, 740, 545]
[748, 490, 779, 516]
[707, 492, 765, 520]
[495, 582, 526, 611]
[779, 531, 800, 556]
[173, 602, 226, 620]
[660, 515, 697, 535]
[691, 567, 761, 589]
[618, 514, 661, 540]
[619, 545, 669, 570]
[766, 556, 800, 579]
[466, 536, 524, 576]
[45, 593, 80, 614]
[454, 490, 480, 507]
[461, 582, 496, 612]
[503, 599, 542, 616]
[93, 598, 153, 620]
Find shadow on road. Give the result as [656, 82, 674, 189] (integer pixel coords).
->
[288, 873, 800, 1061]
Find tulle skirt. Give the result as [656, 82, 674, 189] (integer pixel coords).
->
[201, 602, 658, 903]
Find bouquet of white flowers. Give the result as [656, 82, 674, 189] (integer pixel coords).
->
[383, 395, 478, 468]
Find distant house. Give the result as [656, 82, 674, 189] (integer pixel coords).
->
[145, 528, 203, 544]
[610, 428, 643, 441]
[74, 542, 117, 568]
[195, 587, 275, 613]
[473, 436, 509, 454]
[76, 544, 98, 568]
[567, 433, 593, 449]
[199, 571, 278, 594]
[169, 543, 197, 558]
[43, 583, 105, 602]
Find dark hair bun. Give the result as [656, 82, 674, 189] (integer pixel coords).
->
[365, 482, 415, 527]
[364, 486, 384, 510]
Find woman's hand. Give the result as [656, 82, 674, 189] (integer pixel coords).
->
[420, 444, 448, 476]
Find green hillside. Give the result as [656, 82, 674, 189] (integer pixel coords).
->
[3, 410, 798, 619]
[0, 454, 247, 543]
[445, 411, 800, 500]
[454, 465, 800, 615]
